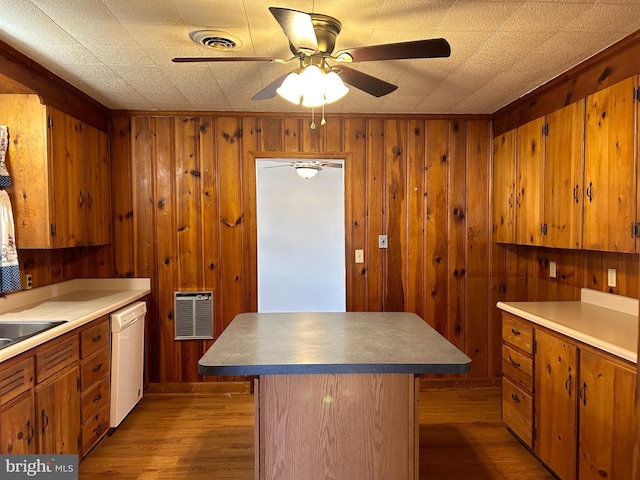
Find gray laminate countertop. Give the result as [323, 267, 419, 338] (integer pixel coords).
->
[198, 311, 471, 375]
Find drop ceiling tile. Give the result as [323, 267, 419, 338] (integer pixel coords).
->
[562, 3, 640, 32]
[499, 2, 593, 32]
[438, 1, 525, 32]
[174, 0, 248, 27]
[30, 0, 118, 24]
[376, 0, 454, 32]
[101, 0, 184, 25]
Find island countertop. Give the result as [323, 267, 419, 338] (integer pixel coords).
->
[199, 311, 471, 376]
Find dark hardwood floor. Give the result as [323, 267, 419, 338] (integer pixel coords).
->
[79, 385, 555, 479]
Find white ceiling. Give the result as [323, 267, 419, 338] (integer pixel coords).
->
[0, 0, 638, 115]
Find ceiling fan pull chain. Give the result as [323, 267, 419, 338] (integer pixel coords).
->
[310, 107, 316, 129]
[321, 104, 327, 126]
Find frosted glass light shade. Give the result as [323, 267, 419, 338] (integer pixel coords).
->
[276, 65, 349, 108]
[323, 71, 349, 104]
[295, 165, 321, 179]
[276, 72, 303, 104]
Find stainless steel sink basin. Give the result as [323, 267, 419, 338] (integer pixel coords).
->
[0, 320, 67, 350]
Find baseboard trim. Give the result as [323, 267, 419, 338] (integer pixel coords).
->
[146, 381, 251, 395]
[419, 377, 501, 390]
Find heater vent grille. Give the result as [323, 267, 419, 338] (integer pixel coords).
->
[174, 291, 213, 340]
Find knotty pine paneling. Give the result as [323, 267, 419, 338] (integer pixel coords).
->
[111, 114, 498, 383]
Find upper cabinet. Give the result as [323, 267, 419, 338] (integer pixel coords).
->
[492, 129, 515, 243]
[515, 117, 544, 246]
[0, 94, 111, 248]
[492, 75, 640, 252]
[583, 76, 637, 253]
[544, 101, 584, 249]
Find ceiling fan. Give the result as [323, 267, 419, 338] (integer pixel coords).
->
[172, 7, 451, 105]
[264, 160, 342, 179]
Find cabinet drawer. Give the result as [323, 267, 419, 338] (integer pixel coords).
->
[502, 314, 533, 353]
[81, 376, 109, 422]
[502, 344, 533, 391]
[35, 334, 79, 383]
[80, 318, 109, 359]
[80, 346, 110, 390]
[0, 356, 34, 406]
[81, 405, 109, 457]
[502, 377, 533, 448]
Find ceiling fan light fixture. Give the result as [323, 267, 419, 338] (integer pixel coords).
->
[276, 65, 348, 108]
[295, 164, 322, 179]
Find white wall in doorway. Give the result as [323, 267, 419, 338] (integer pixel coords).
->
[256, 159, 345, 312]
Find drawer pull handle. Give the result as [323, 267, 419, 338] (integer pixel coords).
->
[26, 419, 35, 446]
[41, 410, 49, 433]
[510, 328, 521, 336]
[92, 363, 103, 373]
[565, 373, 572, 396]
[509, 356, 521, 368]
[579, 382, 587, 406]
[511, 393, 520, 404]
[93, 394, 102, 403]
[92, 334, 102, 343]
[93, 424, 104, 435]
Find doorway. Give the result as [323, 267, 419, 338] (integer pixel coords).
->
[256, 158, 345, 312]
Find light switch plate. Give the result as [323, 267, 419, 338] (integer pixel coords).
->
[549, 261, 556, 278]
[355, 249, 364, 263]
[607, 268, 616, 287]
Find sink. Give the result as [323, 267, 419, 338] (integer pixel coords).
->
[0, 320, 67, 350]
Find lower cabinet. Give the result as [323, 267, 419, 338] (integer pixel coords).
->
[534, 329, 578, 480]
[502, 314, 637, 480]
[0, 316, 112, 458]
[35, 366, 81, 454]
[578, 349, 635, 480]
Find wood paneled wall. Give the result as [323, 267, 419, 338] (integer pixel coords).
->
[110, 114, 504, 383]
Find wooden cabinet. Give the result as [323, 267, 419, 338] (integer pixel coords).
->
[0, 93, 111, 248]
[543, 101, 585, 249]
[583, 76, 637, 252]
[578, 349, 636, 480]
[35, 366, 80, 454]
[502, 313, 637, 480]
[515, 118, 544, 246]
[501, 313, 534, 447]
[79, 316, 110, 456]
[492, 129, 516, 243]
[0, 355, 36, 454]
[534, 329, 578, 480]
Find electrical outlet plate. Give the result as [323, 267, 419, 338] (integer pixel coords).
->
[378, 235, 388, 249]
[25, 274, 33, 290]
[607, 268, 616, 288]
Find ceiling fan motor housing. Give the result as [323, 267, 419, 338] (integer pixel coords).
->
[289, 13, 342, 55]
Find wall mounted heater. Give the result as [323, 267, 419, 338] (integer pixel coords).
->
[174, 291, 213, 340]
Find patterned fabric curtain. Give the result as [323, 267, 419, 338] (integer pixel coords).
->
[0, 126, 11, 186]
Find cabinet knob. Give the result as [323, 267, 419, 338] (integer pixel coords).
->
[511, 393, 520, 403]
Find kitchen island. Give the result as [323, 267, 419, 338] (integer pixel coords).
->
[199, 311, 471, 480]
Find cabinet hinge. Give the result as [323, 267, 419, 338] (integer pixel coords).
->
[533, 340, 537, 355]
[635, 87, 640, 102]
[540, 223, 547, 236]
[47, 116, 53, 128]
[541, 124, 549, 136]
[533, 427, 537, 443]
[50, 224, 56, 237]
[632, 223, 640, 237]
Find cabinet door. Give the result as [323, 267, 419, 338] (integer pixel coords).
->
[0, 393, 37, 454]
[584, 76, 637, 252]
[36, 366, 80, 454]
[534, 329, 577, 480]
[578, 350, 635, 480]
[544, 101, 584, 249]
[83, 124, 111, 246]
[48, 108, 84, 248]
[515, 118, 544, 246]
[492, 130, 515, 243]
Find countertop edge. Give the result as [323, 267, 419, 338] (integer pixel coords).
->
[0, 282, 151, 363]
[497, 301, 637, 364]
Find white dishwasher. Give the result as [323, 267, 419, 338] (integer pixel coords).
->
[110, 301, 146, 427]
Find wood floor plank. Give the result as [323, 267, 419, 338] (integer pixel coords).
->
[79, 386, 555, 480]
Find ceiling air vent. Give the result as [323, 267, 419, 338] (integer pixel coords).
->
[190, 30, 242, 50]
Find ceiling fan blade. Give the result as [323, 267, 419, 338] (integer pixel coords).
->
[337, 66, 397, 97]
[172, 56, 276, 63]
[269, 7, 318, 53]
[252, 72, 292, 100]
[323, 162, 343, 169]
[335, 38, 451, 63]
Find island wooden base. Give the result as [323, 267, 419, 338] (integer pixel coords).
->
[255, 373, 418, 480]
